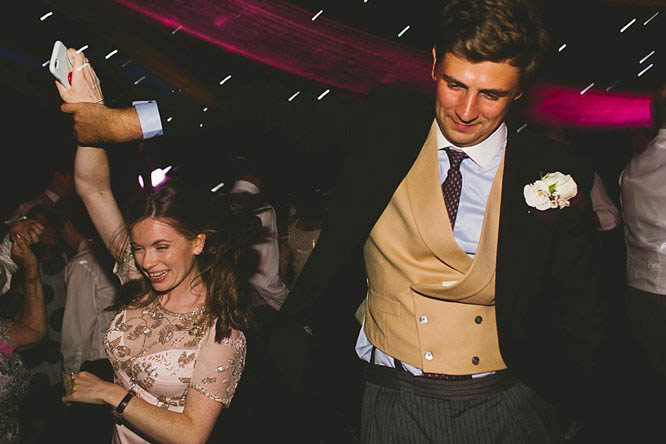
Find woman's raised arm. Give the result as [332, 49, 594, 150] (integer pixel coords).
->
[56, 49, 128, 261]
[74, 145, 127, 261]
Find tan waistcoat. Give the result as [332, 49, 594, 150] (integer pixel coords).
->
[363, 120, 506, 375]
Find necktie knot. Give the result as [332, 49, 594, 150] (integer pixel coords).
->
[441, 148, 469, 229]
[445, 148, 468, 170]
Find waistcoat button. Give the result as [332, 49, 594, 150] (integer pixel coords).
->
[425, 352, 433, 361]
[472, 356, 480, 365]
[419, 315, 428, 324]
[475, 316, 483, 324]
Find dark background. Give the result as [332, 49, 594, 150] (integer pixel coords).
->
[1, 0, 664, 217]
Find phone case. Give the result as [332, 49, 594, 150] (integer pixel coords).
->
[49, 40, 73, 88]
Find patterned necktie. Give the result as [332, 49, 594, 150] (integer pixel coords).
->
[441, 148, 469, 229]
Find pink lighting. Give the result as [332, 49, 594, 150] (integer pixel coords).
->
[151, 166, 172, 187]
[529, 84, 653, 128]
[113, 0, 433, 95]
[113, 0, 654, 129]
[138, 166, 172, 189]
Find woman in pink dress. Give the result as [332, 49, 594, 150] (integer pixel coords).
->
[59, 50, 260, 443]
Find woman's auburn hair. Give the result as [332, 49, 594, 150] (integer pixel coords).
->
[109, 180, 263, 342]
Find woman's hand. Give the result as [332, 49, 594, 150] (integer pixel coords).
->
[9, 219, 43, 245]
[55, 49, 104, 104]
[63, 371, 127, 406]
[10, 235, 38, 270]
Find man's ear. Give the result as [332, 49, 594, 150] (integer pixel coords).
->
[193, 233, 206, 255]
[431, 47, 438, 81]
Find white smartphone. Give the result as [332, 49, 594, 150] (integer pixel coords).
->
[49, 40, 73, 88]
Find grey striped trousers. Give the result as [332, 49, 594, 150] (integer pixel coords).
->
[361, 365, 565, 443]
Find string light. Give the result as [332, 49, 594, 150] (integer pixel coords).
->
[620, 18, 636, 33]
[580, 83, 595, 95]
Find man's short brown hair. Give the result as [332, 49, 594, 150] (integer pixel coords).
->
[434, 0, 550, 87]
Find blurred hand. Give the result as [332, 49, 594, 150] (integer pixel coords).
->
[60, 104, 142, 145]
[63, 371, 122, 405]
[11, 235, 38, 269]
[9, 219, 44, 245]
[55, 49, 104, 104]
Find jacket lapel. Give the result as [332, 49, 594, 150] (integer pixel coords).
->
[495, 127, 555, 329]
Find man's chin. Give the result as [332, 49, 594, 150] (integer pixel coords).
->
[443, 132, 479, 147]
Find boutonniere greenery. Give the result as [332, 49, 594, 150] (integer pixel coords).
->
[523, 172, 578, 210]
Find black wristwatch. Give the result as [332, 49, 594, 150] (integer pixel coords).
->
[111, 391, 135, 424]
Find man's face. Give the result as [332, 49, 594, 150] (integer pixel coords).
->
[431, 51, 523, 147]
[31, 213, 61, 260]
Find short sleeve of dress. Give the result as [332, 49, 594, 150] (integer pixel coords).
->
[189, 325, 246, 407]
[113, 241, 142, 285]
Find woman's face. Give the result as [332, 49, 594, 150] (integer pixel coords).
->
[130, 217, 205, 295]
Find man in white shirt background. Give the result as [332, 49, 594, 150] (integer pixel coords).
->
[229, 165, 289, 313]
[212, 157, 290, 442]
[620, 80, 666, 385]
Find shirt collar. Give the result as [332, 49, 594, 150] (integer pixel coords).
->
[78, 238, 91, 253]
[436, 121, 507, 168]
[231, 179, 260, 195]
[656, 129, 666, 146]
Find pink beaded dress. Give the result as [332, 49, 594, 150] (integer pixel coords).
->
[104, 247, 246, 443]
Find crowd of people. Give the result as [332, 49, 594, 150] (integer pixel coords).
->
[1, 0, 665, 442]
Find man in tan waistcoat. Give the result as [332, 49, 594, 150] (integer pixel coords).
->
[52, 0, 605, 441]
[278, 0, 604, 442]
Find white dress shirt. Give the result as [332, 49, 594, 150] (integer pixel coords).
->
[133, 100, 163, 139]
[620, 129, 666, 295]
[0, 235, 18, 296]
[61, 239, 118, 380]
[591, 173, 621, 232]
[231, 180, 289, 310]
[356, 122, 507, 375]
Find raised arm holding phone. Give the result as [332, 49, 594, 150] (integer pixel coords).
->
[54, 47, 143, 145]
[56, 48, 258, 444]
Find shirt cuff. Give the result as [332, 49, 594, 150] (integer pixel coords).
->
[132, 100, 163, 139]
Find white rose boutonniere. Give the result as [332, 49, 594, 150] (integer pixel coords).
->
[524, 172, 577, 210]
